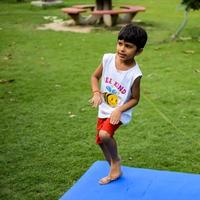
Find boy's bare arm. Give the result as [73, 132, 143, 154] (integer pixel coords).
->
[110, 76, 142, 124]
[91, 64, 103, 92]
[119, 76, 142, 111]
[90, 64, 103, 108]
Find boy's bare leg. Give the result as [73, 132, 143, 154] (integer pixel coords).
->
[106, 137, 121, 178]
[109, 137, 121, 176]
[99, 131, 122, 183]
[99, 143, 111, 165]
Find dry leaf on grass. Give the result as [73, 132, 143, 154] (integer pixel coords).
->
[0, 79, 15, 84]
[183, 50, 195, 54]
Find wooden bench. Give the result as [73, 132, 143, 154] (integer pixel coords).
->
[92, 6, 146, 26]
[62, 7, 99, 25]
[62, 7, 87, 25]
[62, 5, 146, 26]
[118, 5, 145, 24]
[62, 7, 86, 15]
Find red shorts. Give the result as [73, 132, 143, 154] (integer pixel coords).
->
[96, 118, 121, 144]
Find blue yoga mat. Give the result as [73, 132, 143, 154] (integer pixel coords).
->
[59, 161, 200, 200]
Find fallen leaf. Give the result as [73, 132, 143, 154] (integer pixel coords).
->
[4, 53, 12, 60]
[69, 114, 76, 118]
[183, 50, 195, 54]
[3, 56, 9, 60]
[194, 69, 200, 73]
[0, 79, 15, 84]
[10, 98, 16, 102]
[179, 36, 192, 41]
[44, 16, 51, 20]
[154, 47, 161, 50]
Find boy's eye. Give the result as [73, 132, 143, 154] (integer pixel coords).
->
[125, 44, 134, 48]
[118, 41, 133, 49]
[125, 44, 131, 48]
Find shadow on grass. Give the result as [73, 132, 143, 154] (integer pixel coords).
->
[90, 20, 159, 33]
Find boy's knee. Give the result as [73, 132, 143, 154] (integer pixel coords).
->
[99, 130, 110, 142]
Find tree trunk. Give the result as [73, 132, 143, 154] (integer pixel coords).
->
[171, 9, 189, 40]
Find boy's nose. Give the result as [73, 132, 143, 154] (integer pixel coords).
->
[120, 45, 125, 51]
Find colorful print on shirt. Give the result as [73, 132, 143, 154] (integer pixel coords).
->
[103, 76, 126, 107]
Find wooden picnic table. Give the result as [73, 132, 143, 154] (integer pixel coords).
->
[62, 0, 145, 27]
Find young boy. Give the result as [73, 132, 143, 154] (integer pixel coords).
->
[90, 23, 148, 185]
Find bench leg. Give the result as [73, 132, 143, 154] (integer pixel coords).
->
[68, 13, 99, 25]
[103, 14, 118, 27]
[85, 15, 100, 25]
[103, 14, 112, 27]
[117, 13, 137, 24]
[67, 13, 82, 25]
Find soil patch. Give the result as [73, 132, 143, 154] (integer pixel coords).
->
[37, 20, 93, 33]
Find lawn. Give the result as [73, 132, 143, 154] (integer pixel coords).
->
[0, 0, 200, 199]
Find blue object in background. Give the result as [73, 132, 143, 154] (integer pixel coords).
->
[59, 161, 200, 200]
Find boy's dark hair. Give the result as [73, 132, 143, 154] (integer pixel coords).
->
[118, 23, 148, 50]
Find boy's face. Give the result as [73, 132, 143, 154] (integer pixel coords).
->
[116, 40, 142, 62]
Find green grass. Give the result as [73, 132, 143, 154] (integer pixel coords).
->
[0, 0, 200, 199]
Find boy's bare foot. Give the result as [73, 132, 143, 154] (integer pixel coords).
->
[110, 159, 121, 178]
[98, 173, 122, 185]
[99, 159, 122, 185]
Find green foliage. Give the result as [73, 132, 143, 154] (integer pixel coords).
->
[181, 0, 200, 11]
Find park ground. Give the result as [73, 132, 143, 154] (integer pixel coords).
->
[0, 0, 200, 199]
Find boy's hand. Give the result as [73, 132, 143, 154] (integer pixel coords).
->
[110, 108, 122, 125]
[90, 92, 102, 108]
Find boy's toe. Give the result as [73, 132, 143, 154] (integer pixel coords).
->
[98, 173, 122, 185]
[98, 176, 112, 185]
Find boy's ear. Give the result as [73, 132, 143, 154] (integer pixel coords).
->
[136, 48, 143, 56]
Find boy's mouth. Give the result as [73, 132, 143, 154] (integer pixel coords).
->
[118, 52, 126, 59]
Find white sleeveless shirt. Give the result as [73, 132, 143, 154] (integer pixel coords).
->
[98, 53, 142, 124]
